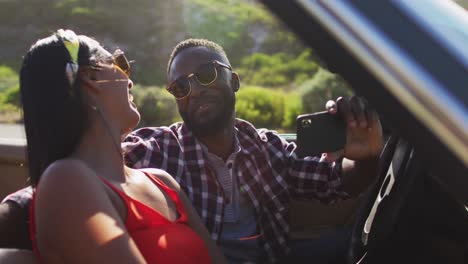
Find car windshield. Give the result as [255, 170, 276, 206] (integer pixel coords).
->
[395, 0, 468, 68]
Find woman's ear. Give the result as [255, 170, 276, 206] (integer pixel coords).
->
[79, 70, 101, 111]
[231, 72, 240, 92]
[79, 70, 101, 93]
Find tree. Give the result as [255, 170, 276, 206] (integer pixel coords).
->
[238, 49, 318, 87]
[299, 68, 353, 114]
[0, 0, 187, 85]
[183, 0, 309, 67]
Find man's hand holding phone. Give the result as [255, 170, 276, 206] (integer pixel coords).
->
[295, 96, 384, 197]
[296, 111, 346, 157]
[296, 96, 383, 160]
[328, 96, 383, 161]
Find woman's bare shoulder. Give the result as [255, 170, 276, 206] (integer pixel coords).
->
[38, 159, 97, 192]
[35, 159, 106, 213]
[138, 168, 180, 191]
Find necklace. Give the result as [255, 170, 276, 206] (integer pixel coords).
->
[93, 106, 123, 162]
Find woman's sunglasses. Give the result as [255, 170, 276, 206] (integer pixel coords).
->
[111, 49, 131, 77]
[94, 49, 132, 83]
[166, 60, 232, 99]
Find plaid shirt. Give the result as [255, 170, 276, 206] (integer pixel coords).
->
[123, 119, 346, 262]
[2, 186, 33, 209]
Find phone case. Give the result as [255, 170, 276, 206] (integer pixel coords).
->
[296, 111, 346, 157]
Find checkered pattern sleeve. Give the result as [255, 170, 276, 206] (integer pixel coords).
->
[122, 124, 190, 195]
[123, 127, 163, 167]
[259, 129, 348, 203]
[1, 186, 33, 209]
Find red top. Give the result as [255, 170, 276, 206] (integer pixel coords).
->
[30, 171, 212, 264]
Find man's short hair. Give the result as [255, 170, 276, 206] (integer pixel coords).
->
[167, 38, 228, 75]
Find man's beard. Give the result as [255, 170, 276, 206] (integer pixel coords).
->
[180, 94, 235, 138]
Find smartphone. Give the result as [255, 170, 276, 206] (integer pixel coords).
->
[295, 111, 346, 157]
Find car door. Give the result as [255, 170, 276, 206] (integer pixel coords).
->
[260, 0, 468, 263]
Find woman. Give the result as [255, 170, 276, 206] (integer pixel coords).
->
[20, 29, 226, 264]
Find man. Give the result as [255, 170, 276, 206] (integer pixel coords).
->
[123, 38, 383, 263]
[0, 188, 33, 250]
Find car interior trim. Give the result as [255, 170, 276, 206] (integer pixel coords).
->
[296, 0, 468, 168]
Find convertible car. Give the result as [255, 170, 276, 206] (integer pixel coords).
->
[260, 0, 468, 263]
[0, 0, 466, 263]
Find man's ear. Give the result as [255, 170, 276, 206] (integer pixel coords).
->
[79, 70, 101, 93]
[231, 72, 240, 92]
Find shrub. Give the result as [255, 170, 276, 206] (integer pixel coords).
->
[0, 66, 21, 123]
[282, 92, 302, 131]
[236, 85, 300, 131]
[0, 89, 21, 123]
[2, 85, 21, 107]
[133, 84, 302, 132]
[236, 86, 284, 129]
[132, 85, 180, 128]
[0, 66, 18, 93]
[298, 68, 353, 114]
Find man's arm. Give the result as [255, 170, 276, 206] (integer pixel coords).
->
[340, 157, 379, 197]
[0, 201, 31, 249]
[0, 248, 38, 264]
[0, 186, 34, 250]
[285, 96, 383, 201]
[331, 96, 384, 197]
[123, 127, 167, 169]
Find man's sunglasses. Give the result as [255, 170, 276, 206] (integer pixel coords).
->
[166, 60, 232, 99]
[94, 49, 132, 83]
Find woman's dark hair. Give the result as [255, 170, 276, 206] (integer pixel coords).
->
[20, 32, 106, 185]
